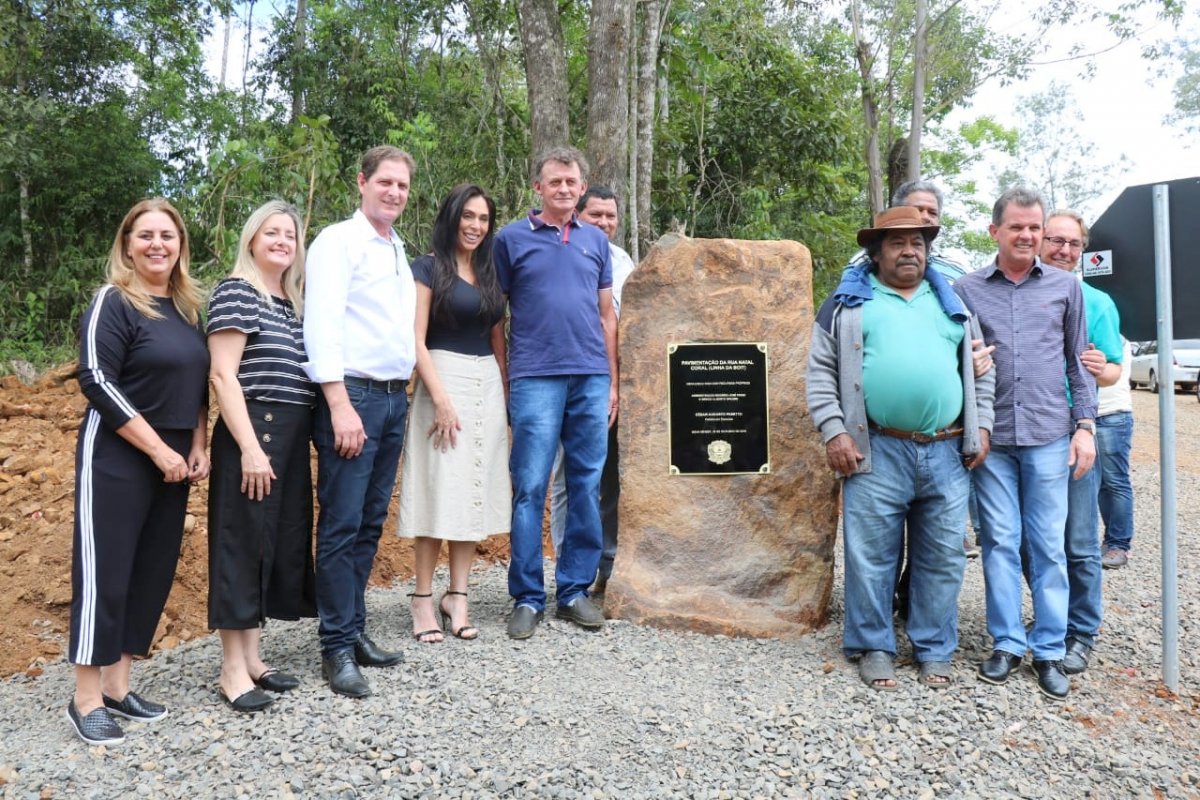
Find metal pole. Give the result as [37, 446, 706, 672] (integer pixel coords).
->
[1152, 184, 1179, 692]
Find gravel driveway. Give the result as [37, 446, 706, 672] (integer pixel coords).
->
[1, 391, 1197, 799]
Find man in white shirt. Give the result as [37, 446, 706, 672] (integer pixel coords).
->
[548, 186, 636, 598]
[303, 146, 417, 698]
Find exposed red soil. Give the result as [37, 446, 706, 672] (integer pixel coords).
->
[0, 367, 515, 677]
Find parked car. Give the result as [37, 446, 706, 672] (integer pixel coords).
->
[1129, 339, 1200, 393]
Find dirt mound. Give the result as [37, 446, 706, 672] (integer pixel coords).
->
[0, 366, 515, 678]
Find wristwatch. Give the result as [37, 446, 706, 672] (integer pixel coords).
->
[1075, 421, 1095, 435]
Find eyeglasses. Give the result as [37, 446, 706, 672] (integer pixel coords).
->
[1044, 236, 1084, 250]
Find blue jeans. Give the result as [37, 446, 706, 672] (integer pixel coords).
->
[975, 437, 1070, 660]
[842, 433, 969, 663]
[313, 381, 408, 655]
[508, 375, 609, 611]
[1097, 411, 1134, 552]
[549, 419, 620, 580]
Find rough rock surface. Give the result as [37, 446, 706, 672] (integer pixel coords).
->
[606, 236, 837, 638]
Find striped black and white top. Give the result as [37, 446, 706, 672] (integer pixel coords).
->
[206, 278, 315, 406]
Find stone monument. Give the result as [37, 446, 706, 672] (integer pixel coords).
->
[605, 235, 837, 638]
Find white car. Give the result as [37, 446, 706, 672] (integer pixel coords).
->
[1129, 339, 1200, 393]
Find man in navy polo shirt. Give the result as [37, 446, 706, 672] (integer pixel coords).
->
[494, 146, 618, 639]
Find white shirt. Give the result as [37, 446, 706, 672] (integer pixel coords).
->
[1098, 339, 1134, 416]
[610, 243, 637, 319]
[303, 210, 417, 382]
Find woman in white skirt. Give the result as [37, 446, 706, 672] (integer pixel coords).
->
[399, 184, 511, 641]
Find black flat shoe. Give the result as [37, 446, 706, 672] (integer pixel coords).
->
[354, 634, 404, 667]
[253, 668, 300, 693]
[1033, 659, 1070, 701]
[103, 690, 168, 722]
[66, 700, 125, 745]
[219, 686, 274, 713]
[978, 650, 1023, 685]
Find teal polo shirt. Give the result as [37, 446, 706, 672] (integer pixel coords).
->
[862, 274, 965, 435]
[1083, 282, 1123, 364]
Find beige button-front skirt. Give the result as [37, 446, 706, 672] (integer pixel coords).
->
[398, 349, 512, 541]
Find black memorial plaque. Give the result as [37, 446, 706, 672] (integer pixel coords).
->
[667, 342, 770, 475]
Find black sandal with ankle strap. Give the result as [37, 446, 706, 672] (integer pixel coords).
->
[439, 591, 479, 640]
[408, 592, 443, 643]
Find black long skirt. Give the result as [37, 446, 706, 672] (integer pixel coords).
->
[207, 399, 317, 629]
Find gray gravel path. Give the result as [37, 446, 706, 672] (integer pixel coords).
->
[2, 392, 1199, 799]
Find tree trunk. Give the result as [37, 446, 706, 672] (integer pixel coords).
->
[291, 0, 307, 122]
[887, 136, 907, 204]
[850, 0, 884, 217]
[626, 22, 639, 260]
[516, 0, 569, 159]
[635, 0, 665, 256]
[465, 0, 509, 191]
[585, 0, 633, 221]
[219, 6, 232, 89]
[18, 173, 33, 277]
[907, 0, 926, 183]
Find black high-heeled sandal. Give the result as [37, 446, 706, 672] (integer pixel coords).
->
[408, 591, 444, 643]
[439, 591, 479, 640]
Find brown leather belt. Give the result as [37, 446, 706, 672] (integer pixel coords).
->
[869, 422, 963, 443]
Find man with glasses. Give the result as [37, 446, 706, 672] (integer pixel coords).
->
[1038, 209, 1124, 676]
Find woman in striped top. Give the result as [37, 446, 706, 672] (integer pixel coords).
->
[67, 198, 210, 745]
[206, 201, 317, 712]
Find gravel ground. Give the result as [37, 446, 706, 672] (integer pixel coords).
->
[2, 392, 1199, 799]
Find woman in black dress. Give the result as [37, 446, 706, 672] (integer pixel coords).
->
[207, 201, 317, 712]
[67, 198, 210, 745]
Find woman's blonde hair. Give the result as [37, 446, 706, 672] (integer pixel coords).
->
[105, 198, 204, 324]
[228, 200, 306, 318]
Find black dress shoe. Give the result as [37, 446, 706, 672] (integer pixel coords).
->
[323, 649, 372, 698]
[103, 690, 168, 722]
[978, 650, 1023, 685]
[354, 634, 404, 667]
[253, 668, 301, 693]
[1033, 659, 1071, 700]
[1062, 638, 1093, 675]
[219, 686, 274, 713]
[66, 700, 125, 745]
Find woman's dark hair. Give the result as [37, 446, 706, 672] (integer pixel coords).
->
[429, 184, 503, 325]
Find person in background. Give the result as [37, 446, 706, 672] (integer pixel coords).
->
[67, 198, 210, 744]
[1097, 339, 1135, 570]
[398, 184, 510, 642]
[547, 185, 637, 600]
[207, 201, 317, 712]
[1035, 209, 1123, 676]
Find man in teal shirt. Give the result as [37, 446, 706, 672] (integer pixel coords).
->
[1038, 209, 1123, 676]
[807, 207, 995, 691]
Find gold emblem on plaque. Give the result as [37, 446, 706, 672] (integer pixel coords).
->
[707, 439, 732, 465]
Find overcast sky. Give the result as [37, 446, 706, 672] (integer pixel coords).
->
[949, 1, 1197, 220]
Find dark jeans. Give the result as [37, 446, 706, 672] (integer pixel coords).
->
[312, 380, 408, 656]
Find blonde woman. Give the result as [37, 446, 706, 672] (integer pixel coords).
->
[207, 201, 317, 712]
[68, 198, 210, 745]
